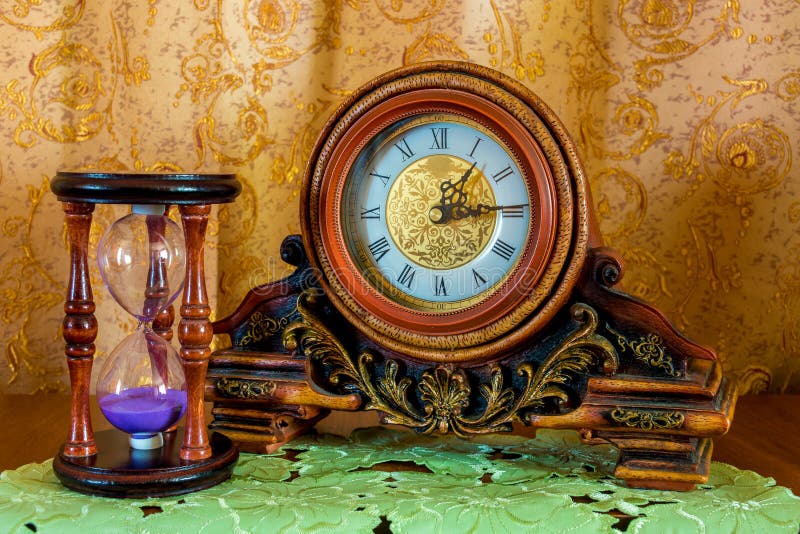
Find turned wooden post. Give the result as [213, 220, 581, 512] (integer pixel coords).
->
[178, 204, 213, 460]
[153, 306, 175, 341]
[62, 202, 98, 458]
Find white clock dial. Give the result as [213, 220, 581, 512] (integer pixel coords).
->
[341, 113, 532, 311]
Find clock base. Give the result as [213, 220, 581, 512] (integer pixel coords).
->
[206, 236, 736, 491]
[209, 400, 330, 454]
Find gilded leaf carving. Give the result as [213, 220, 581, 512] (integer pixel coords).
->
[609, 408, 685, 430]
[284, 293, 619, 436]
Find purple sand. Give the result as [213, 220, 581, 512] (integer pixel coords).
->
[99, 387, 187, 435]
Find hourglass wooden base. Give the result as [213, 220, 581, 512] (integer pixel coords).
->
[54, 429, 238, 498]
[50, 172, 241, 498]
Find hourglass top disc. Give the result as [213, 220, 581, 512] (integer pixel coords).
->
[51, 172, 241, 205]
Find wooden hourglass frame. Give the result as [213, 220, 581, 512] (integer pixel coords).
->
[50, 172, 240, 498]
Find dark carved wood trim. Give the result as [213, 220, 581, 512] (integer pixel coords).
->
[213, 235, 310, 334]
[578, 247, 717, 361]
[51, 172, 241, 205]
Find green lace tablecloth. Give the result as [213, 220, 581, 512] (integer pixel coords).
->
[1, 428, 798, 533]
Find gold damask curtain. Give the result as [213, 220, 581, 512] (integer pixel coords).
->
[1, 1, 798, 394]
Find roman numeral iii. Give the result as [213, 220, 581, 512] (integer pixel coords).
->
[491, 239, 515, 261]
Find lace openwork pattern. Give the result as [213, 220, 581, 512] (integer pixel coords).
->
[1, 428, 798, 533]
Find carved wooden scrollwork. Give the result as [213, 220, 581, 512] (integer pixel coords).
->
[284, 292, 619, 437]
[609, 408, 685, 431]
[215, 377, 277, 399]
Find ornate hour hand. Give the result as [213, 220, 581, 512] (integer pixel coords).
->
[429, 162, 476, 224]
[442, 161, 476, 204]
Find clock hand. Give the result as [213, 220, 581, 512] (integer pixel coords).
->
[430, 202, 529, 224]
[439, 161, 476, 205]
[451, 203, 529, 220]
[429, 161, 477, 224]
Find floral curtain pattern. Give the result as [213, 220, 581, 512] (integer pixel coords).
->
[0, 1, 798, 393]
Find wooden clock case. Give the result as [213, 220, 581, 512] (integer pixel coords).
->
[206, 62, 736, 491]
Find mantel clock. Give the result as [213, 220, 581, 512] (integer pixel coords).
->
[206, 62, 736, 491]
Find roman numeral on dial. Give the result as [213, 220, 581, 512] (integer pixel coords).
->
[492, 165, 514, 183]
[367, 236, 391, 262]
[491, 239, 516, 261]
[429, 127, 448, 149]
[360, 206, 380, 219]
[369, 170, 390, 187]
[472, 269, 487, 289]
[394, 138, 414, 161]
[468, 137, 482, 158]
[397, 264, 416, 288]
[434, 275, 448, 296]
[501, 205, 526, 218]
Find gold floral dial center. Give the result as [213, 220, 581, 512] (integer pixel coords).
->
[386, 155, 497, 270]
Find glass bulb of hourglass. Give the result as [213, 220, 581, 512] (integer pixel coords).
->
[97, 209, 185, 322]
[96, 206, 188, 449]
[96, 325, 187, 448]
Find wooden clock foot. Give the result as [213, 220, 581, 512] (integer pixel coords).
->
[209, 404, 328, 454]
[581, 431, 714, 491]
[205, 346, 360, 453]
[617, 437, 713, 492]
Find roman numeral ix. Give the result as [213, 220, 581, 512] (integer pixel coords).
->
[369, 170, 390, 187]
[360, 206, 380, 220]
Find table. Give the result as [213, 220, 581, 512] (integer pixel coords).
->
[0, 394, 798, 493]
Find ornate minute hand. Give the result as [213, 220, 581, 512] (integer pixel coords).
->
[453, 203, 529, 220]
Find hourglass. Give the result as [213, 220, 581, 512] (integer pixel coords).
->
[50, 172, 240, 498]
[96, 206, 187, 450]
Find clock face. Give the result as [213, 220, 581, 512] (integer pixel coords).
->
[341, 113, 531, 312]
[303, 64, 588, 362]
